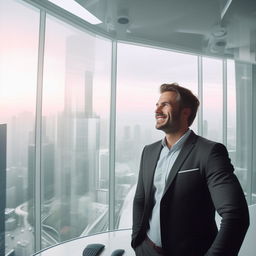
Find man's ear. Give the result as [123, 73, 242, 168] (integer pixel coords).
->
[182, 108, 191, 121]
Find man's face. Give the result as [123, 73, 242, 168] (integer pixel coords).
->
[155, 91, 182, 133]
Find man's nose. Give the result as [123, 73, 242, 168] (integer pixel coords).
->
[155, 105, 162, 114]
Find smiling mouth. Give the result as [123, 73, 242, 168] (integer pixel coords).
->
[155, 114, 167, 120]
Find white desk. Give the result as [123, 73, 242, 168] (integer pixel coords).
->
[33, 229, 135, 256]
[32, 204, 256, 256]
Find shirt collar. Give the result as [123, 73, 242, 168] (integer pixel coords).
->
[161, 129, 191, 151]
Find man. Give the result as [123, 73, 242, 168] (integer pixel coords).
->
[132, 83, 249, 256]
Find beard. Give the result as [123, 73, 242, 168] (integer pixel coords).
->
[155, 108, 182, 134]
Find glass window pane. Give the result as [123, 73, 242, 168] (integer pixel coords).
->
[234, 62, 253, 200]
[0, 0, 39, 255]
[253, 64, 256, 204]
[227, 60, 236, 166]
[116, 43, 198, 229]
[202, 57, 223, 142]
[41, 14, 111, 248]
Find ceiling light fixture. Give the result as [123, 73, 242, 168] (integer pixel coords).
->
[117, 8, 130, 25]
[211, 26, 227, 38]
[48, 0, 102, 25]
[117, 16, 129, 24]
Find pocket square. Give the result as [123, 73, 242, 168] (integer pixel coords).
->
[178, 168, 199, 174]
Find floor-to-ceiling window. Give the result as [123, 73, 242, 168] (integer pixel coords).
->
[235, 62, 254, 202]
[116, 43, 198, 229]
[0, 0, 40, 255]
[0, 0, 112, 254]
[41, 14, 111, 248]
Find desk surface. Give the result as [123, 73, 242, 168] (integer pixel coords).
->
[32, 204, 256, 256]
[33, 229, 135, 256]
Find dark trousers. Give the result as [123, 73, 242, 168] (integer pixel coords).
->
[134, 239, 165, 256]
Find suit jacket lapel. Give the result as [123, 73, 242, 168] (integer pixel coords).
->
[163, 131, 198, 196]
[145, 141, 163, 200]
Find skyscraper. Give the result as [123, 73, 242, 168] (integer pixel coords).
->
[0, 123, 7, 256]
[55, 35, 100, 240]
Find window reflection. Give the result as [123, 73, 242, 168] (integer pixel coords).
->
[235, 62, 253, 201]
[41, 15, 111, 247]
[0, 0, 39, 255]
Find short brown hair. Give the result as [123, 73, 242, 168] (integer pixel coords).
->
[160, 83, 200, 126]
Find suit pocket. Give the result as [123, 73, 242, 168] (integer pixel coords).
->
[174, 168, 203, 198]
[178, 168, 199, 174]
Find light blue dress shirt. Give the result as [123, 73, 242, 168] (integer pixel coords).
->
[147, 129, 191, 247]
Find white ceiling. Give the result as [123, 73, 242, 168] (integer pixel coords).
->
[75, 0, 256, 63]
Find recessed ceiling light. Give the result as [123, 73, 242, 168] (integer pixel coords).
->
[117, 16, 129, 25]
[48, 0, 102, 25]
[215, 40, 226, 47]
[211, 27, 227, 38]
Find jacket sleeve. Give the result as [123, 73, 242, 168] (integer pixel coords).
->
[204, 143, 249, 256]
[131, 147, 146, 248]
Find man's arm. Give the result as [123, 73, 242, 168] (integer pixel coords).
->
[205, 143, 249, 256]
[131, 147, 146, 248]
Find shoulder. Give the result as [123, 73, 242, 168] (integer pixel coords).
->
[196, 135, 218, 147]
[145, 140, 162, 148]
[189, 131, 228, 155]
[141, 140, 162, 157]
[190, 133, 232, 172]
[144, 140, 162, 150]
[190, 130, 222, 146]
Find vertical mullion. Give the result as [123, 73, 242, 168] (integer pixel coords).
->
[251, 64, 256, 204]
[198, 56, 203, 136]
[223, 60, 227, 146]
[247, 65, 255, 205]
[109, 40, 117, 230]
[35, 9, 46, 253]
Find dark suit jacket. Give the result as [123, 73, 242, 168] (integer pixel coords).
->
[132, 131, 249, 256]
